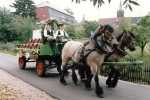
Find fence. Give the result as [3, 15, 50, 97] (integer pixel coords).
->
[102, 59, 150, 85]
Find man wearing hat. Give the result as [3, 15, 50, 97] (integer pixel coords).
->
[54, 23, 69, 41]
[92, 24, 118, 53]
[43, 20, 55, 41]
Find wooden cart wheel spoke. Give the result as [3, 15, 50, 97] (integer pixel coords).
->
[18, 57, 26, 69]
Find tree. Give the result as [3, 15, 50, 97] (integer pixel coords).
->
[117, 17, 132, 32]
[65, 23, 86, 39]
[65, 21, 98, 39]
[0, 7, 16, 43]
[72, 0, 139, 11]
[12, 16, 37, 42]
[134, 16, 150, 56]
[11, 0, 36, 18]
[82, 21, 99, 37]
[65, 24, 76, 38]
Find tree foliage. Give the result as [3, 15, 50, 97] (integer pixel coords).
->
[65, 21, 98, 38]
[0, 8, 16, 43]
[65, 23, 85, 38]
[72, 0, 139, 11]
[11, 0, 36, 18]
[134, 16, 150, 56]
[12, 16, 37, 42]
[82, 21, 99, 37]
[117, 17, 132, 32]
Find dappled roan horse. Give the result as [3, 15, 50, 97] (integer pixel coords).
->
[105, 30, 136, 88]
[59, 29, 118, 98]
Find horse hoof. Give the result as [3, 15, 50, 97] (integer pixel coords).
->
[64, 70, 69, 76]
[81, 78, 86, 83]
[107, 83, 117, 88]
[81, 80, 85, 83]
[107, 85, 113, 88]
[60, 79, 68, 85]
[85, 83, 91, 90]
[86, 87, 92, 91]
[73, 81, 78, 86]
[97, 94, 104, 98]
[106, 78, 118, 88]
[95, 87, 103, 98]
[61, 81, 68, 85]
[72, 76, 78, 86]
[75, 83, 78, 86]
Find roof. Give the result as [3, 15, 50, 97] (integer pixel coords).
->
[36, 1, 73, 17]
[99, 17, 141, 26]
[99, 18, 119, 25]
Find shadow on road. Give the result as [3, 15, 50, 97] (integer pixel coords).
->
[25, 67, 60, 78]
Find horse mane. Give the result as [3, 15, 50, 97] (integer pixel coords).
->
[128, 31, 135, 38]
[117, 31, 124, 41]
[116, 30, 136, 41]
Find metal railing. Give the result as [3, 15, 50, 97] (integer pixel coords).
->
[102, 59, 150, 85]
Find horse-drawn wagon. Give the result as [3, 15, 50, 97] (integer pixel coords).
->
[16, 20, 66, 77]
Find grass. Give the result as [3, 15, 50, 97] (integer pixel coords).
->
[0, 42, 17, 56]
[0, 50, 17, 56]
[123, 47, 150, 64]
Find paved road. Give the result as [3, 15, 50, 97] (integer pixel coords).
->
[0, 53, 150, 100]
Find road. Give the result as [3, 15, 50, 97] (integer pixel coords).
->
[0, 53, 150, 100]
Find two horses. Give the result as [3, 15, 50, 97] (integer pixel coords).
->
[59, 30, 136, 97]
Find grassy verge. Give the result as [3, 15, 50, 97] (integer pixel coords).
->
[123, 47, 150, 64]
[0, 42, 18, 56]
[0, 50, 17, 56]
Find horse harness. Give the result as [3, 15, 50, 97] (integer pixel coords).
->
[79, 34, 127, 64]
[79, 39, 110, 64]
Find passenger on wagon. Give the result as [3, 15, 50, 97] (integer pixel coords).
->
[43, 20, 55, 41]
[54, 23, 69, 42]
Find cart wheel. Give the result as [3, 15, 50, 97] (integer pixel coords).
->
[36, 60, 45, 77]
[18, 56, 26, 69]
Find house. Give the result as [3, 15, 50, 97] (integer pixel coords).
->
[35, 1, 76, 24]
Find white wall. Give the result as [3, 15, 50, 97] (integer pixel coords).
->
[32, 29, 42, 39]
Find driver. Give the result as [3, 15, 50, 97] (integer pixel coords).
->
[92, 24, 118, 53]
[43, 20, 55, 41]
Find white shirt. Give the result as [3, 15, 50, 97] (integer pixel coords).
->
[54, 29, 69, 39]
[43, 25, 54, 37]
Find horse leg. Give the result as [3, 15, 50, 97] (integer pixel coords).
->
[78, 63, 86, 82]
[60, 63, 68, 85]
[106, 66, 120, 88]
[84, 65, 93, 89]
[88, 63, 103, 97]
[72, 63, 78, 85]
[86, 52, 104, 97]
[94, 73, 104, 98]
[106, 65, 115, 87]
[111, 69, 120, 88]
[55, 55, 62, 75]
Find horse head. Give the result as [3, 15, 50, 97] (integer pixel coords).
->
[117, 30, 136, 51]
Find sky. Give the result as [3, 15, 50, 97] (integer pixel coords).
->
[0, 0, 150, 21]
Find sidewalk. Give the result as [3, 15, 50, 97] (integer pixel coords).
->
[0, 69, 57, 100]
